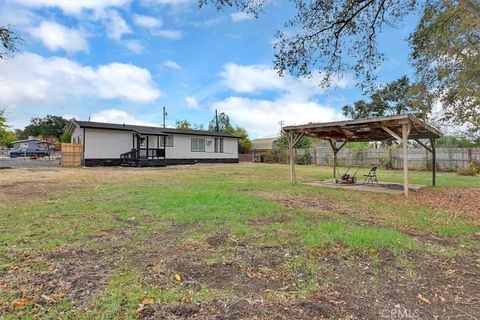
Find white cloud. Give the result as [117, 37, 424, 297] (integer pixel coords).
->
[0, 52, 161, 105]
[29, 21, 88, 54]
[134, 14, 162, 28]
[105, 10, 131, 40]
[214, 63, 349, 136]
[220, 63, 351, 98]
[90, 109, 157, 126]
[213, 96, 341, 137]
[230, 12, 255, 22]
[124, 40, 145, 53]
[163, 60, 182, 70]
[185, 96, 198, 109]
[15, 0, 131, 15]
[151, 29, 183, 39]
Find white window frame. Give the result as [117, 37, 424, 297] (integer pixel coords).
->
[160, 135, 174, 147]
[191, 138, 205, 152]
[214, 137, 224, 153]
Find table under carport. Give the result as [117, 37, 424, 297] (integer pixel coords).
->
[282, 114, 443, 196]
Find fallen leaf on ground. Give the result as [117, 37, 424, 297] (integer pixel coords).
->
[12, 298, 28, 308]
[417, 293, 431, 304]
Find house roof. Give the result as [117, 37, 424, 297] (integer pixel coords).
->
[251, 136, 279, 150]
[11, 138, 54, 144]
[71, 121, 239, 138]
[282, 114, 442, 142]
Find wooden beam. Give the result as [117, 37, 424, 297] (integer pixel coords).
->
[328, 139, 337, 180]
[336, 141, 347, 153]
[413, 139, 433, 153]
[402, 123, 409, 196]
[381, 125, 402, 142]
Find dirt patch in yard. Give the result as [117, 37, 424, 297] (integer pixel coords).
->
[410, 187, 480, 221]
[139, 298, 341, 320]
[0, 247, 111, 313]
[137, 234, 480, 320]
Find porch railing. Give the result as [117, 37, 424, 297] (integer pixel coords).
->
[120, 148, 165, 164]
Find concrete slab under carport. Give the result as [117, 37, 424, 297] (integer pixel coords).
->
[305, 179, 426, 195]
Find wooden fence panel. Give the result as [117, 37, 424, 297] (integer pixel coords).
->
[303, 147, 479, 171]
[61, 143, 83, 167]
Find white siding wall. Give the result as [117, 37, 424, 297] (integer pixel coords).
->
[78, 126, 238, 159]
[70, 126, 84, 144]
[165, 135, 238, 159]
[84, 128, 133, 159]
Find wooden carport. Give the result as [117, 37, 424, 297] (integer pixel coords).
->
[282, 114, 443, 196]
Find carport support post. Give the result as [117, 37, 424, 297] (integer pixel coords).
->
[430, 138, 436, 186]
[288, 132, 296, 183]
[402, 123, 410, 196]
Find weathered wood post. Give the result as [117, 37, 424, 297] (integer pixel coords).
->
[430, 138, 437, 186]
[402, 123, 410, 196]
[288, 132, 295, 183]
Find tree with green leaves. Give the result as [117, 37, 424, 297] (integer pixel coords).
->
[202, 0, 479, 135]
[208, 112, 232, 132]
[410, 0, 479, 136]
[277, 130, 313, 150]
[19, 115, 70, 140]
[175, 120, 193, 130]
[1, 25, 21, 59]
[225, 126, 252, 153]
[0, 109, 17, 147]
[342, 75, 430, 119]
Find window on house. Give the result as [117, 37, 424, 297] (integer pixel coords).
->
[160, 135, 174, 147]
[139, 137, 146, 148]
[214, 138, 224, 153]
[191, 138, 205, 152]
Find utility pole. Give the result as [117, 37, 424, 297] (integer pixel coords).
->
[278, 120, 285, 132]
[215, 109, 219, 132]
[163, 106, 167, 128]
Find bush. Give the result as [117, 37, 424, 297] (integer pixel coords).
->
[296, 151, 312, 165]
[458, 161, 480, 176]
[253, 149, 312, 165]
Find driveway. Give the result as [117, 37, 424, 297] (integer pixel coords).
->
[0, 157, 60, 168]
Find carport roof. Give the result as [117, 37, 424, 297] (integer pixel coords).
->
[282, 114, 442, 142]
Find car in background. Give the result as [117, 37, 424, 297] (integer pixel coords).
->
[9, 147, 50, 158]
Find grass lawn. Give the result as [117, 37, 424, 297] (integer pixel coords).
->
[0, 163, 479, 319]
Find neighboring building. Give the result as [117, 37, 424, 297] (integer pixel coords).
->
[250, 135, 280, 151]
[67, 121, 239, 166]
[9, 137, 53, 158]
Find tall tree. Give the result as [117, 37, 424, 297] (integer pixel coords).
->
[20, 115, 70, 139]
[0, 109, 17, 147]
[342, 75, 430, 119]
[175, 120, 193, 130]
[202, 0, 419, 86]
[277, 130, 313, 150]
[225, 126, 252, 153]
[208, 112, 233, 132]
[202, 0, 479, 135]
[410, 0, 480, 136]
[1, 25, 21, 59]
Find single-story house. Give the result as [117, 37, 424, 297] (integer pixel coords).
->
[12, 136, 51, 149]
[9, 137, 53, 158]
[67, 121, 239, 166]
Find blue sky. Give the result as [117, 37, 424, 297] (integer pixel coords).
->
[0, 0, 419, 138]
